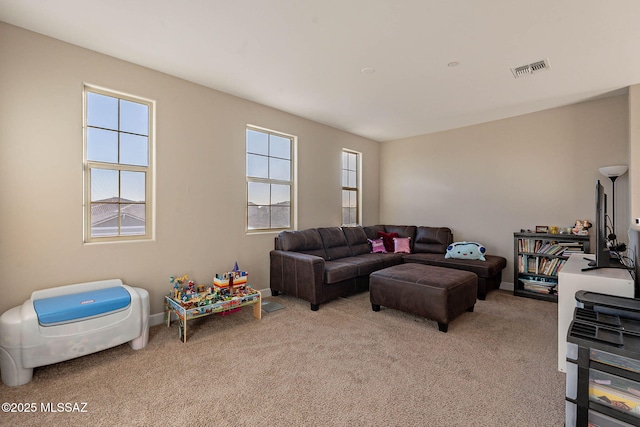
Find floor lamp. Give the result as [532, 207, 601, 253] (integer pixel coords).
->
[599, 165, 628, 236]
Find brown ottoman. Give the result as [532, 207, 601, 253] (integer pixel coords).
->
[370, 264, 477, 332]
[402, 253, 506, 300]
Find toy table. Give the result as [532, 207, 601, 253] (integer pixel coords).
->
[164, 290, 261, 342]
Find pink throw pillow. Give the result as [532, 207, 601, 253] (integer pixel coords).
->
[368, 238, 387, 253]
[393, 237, 411, 254]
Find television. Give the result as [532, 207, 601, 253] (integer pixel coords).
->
[582, 179, 631, 271]
[582, 179, 609, 271]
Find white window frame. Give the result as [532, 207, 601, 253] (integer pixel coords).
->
[246, 125, 297, 233]
[83, 84, 154, 243]
[342, 149, 361, 226]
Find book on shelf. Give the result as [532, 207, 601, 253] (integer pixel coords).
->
[533, 240, 542, 253]
[520, 277, 557, 294]
[519, 239, 544, 253]
[536, 244, 566, 256]
[540, 258, 551, 275]
[519, 276, 556, 292]
[535, 242, 548, 253]
[523, 284, 556, 295]
[557, 241, 583, 247]
[518, 238, 585, 256]
[518, 254, 567, 276]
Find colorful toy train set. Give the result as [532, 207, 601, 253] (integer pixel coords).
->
[165, 266, 262, 342]
[169, 269, 253, 310]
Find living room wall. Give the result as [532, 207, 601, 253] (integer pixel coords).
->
[0, 23, 381, 316]
[380, 94, 630, 287]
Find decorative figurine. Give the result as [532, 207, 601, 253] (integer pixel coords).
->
[186, 280, 196, 294]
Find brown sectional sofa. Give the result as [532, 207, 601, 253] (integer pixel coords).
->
[270, 225, 506, 311]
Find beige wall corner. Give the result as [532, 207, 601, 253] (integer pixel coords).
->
[380, 95, 630, 285]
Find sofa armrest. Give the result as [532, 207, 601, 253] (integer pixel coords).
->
[270, 250, 325, 304]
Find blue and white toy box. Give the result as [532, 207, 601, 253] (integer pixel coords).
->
[0, 279, 149, 387]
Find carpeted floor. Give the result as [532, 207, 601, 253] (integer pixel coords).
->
[0, 290, 565, 426]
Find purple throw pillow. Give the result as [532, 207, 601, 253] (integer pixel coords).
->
[368, 238, 387, 253]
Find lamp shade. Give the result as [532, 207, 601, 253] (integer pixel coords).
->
[599, 165, 628, 178]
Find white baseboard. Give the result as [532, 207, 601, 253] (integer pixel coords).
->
[149, 287, 272, 327]
[257, 287, 271, 297]
[149, 312, 165, 327]
[500, 281, 514, 292]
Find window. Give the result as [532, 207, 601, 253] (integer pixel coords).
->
[342, 150, 360, 226]
[83, 86, 153, 242]
[246, 126, 294, 231]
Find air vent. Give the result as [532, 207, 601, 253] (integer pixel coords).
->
[511, 58, 550, 79]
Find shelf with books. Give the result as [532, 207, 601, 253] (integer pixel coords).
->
[513, 232, 590, 302]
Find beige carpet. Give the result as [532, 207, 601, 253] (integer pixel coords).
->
[0, 290, 565, 426]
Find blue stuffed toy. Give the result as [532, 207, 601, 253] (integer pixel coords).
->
[445, 241, 486, 261]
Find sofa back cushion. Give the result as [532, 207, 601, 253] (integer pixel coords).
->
[318, 227, 352, 260]
[277, 229, 327, 259]
[341, 226, 371, 255]
[363, 225, 385, 240]
[413, 226, 453, 254]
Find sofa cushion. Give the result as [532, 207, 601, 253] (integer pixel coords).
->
[324, 260, 358, 284]
[413, 226, 452, 254]
[403, 253, 506, 278]
[318, 227, 352, 260]
[341, 226, 371, 256]
[363, 225, 385, 240]
[340, 253, 404, 276]
[278, 229, 327, 259]
[385, 225, 417, 239]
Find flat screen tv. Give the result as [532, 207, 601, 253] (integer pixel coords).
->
[582, 179, 609, 271]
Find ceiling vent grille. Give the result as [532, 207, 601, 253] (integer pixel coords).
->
[511, 59, 550, 79]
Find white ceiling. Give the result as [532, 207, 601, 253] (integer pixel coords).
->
[2, 0, 640, 142]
